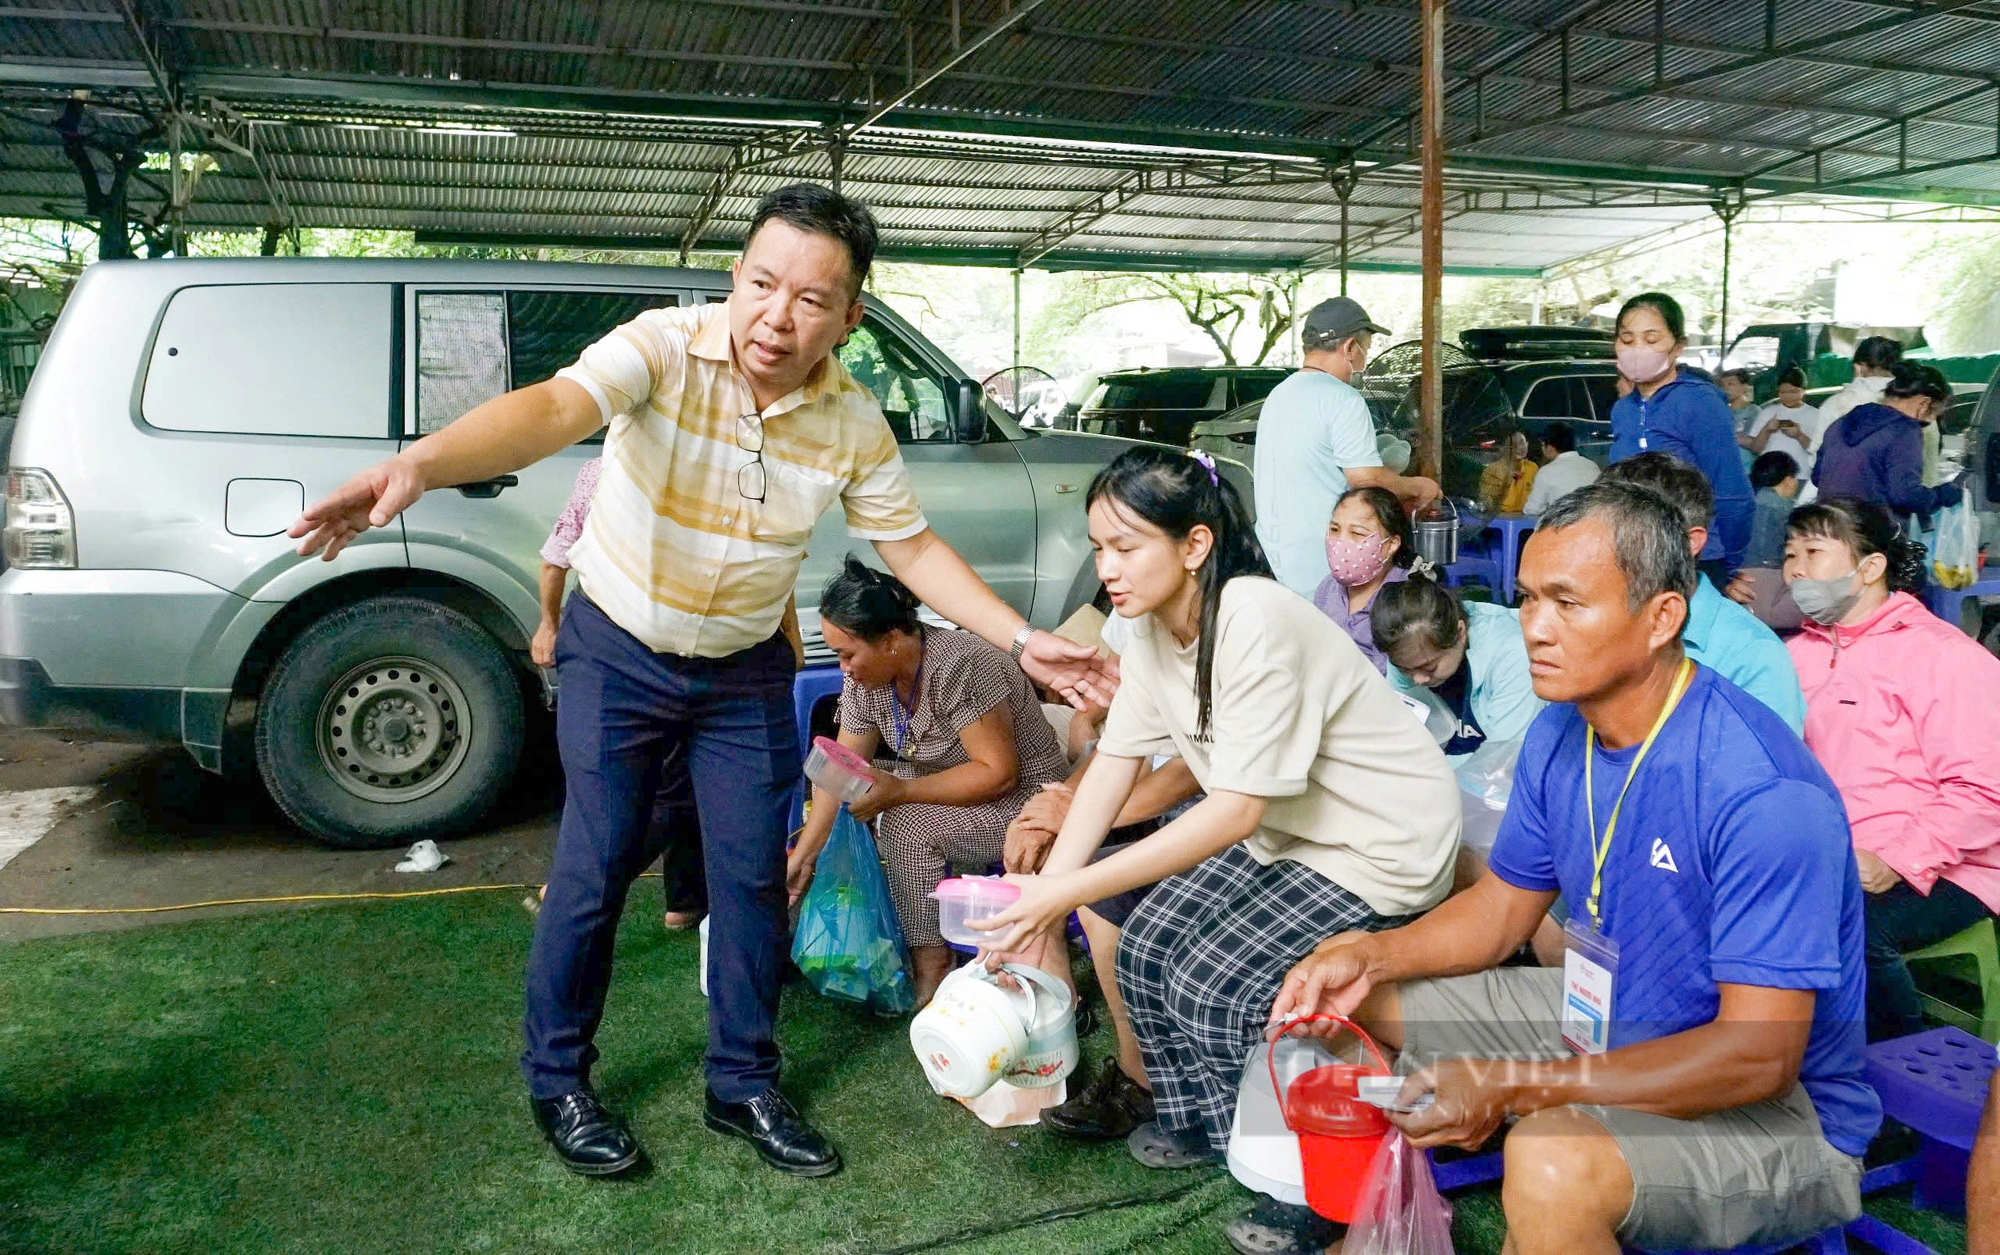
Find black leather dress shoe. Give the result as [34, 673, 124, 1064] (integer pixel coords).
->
[1044, 1058, 1156, 1141]
[531, 1088, 644, 1176]
[703, 1088, 842, 1177]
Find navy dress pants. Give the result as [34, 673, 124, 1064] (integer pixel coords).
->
[521, 594, 800, 1103]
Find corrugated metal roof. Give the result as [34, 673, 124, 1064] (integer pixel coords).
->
[4, 0, 2000, 275]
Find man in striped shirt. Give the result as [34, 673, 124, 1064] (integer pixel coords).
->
[292, 184, 1110, 1180]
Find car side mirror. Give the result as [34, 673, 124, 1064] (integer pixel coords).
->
[951, 378, 987, 443]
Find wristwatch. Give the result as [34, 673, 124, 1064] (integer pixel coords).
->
[1009, 624, 1035, 662]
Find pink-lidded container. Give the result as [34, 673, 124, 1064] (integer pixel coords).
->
[803, 735, 875, 805]
[931, 876, 1023, 946]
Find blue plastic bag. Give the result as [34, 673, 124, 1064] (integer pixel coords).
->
[791, 807, 915, 1015]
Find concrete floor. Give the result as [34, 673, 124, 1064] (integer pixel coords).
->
[0, 727, 567, 941]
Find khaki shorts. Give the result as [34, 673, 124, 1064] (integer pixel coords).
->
[1398, 968, 1862, 1251]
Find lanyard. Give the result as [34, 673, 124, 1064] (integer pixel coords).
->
[1583, 659, 1694, 931]
[891, 637, 925, 761]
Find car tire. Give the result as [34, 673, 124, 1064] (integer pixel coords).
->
[254, 596, 524, 849]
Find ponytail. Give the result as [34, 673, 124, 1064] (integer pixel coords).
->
[1086, 447, 1273, 739]
[1885, 535, 1929, 596]
[819, 554, 924, 640]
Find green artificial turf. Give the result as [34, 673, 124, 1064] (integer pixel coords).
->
[0, 893, 1972, 1254]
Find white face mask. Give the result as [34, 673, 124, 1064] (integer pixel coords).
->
[1788, 569, 1862, 625]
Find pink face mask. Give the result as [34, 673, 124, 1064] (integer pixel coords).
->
[1616, 344, 1674, 386]
[1326, 532, 1393, 587]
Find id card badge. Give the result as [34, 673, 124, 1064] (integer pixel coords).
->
[1560, 919, 1619, 1055]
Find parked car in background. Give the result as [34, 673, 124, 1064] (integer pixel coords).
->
[0, 259, 1229, 848]
[1072, 365, 1288, 446]
[1191, 329, 1619, 500]
[1190, 396, 1408, 468]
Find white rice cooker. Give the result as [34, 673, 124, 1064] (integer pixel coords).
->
[910, 963, 1078, 1099]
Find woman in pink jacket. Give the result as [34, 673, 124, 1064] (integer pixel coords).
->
[1784, 497, 2000, 1040]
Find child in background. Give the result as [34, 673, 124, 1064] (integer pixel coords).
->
[1744, 450, 1802, 569]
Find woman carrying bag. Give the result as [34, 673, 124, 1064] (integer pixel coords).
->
[1783, 497, 2000, 1041]
[788, 558, 1071, 1007]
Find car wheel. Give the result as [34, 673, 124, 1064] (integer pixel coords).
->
[254, 596, 524, 848]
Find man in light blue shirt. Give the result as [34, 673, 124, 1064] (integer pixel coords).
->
[1603, 455, 1806, 733]
[1253, 297, 1440, 595]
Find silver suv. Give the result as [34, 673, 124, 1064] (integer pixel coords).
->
[1, 258, 1202, 847]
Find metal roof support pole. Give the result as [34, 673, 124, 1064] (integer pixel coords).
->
[167, 111, 184, 255]
[1332, 160, 1360, 297]
[1290, 270, 1305, 364]
[1713, 190, 1744, 355]
[1012, 267, 1021, 379]
[1418, 0, 1446, 483]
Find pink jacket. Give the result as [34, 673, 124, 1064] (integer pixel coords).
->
[1788, 591, 2000, 911]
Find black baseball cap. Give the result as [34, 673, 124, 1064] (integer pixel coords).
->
[1302, 296, 1391, 348]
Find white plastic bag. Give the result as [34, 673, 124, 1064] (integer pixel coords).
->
[1933, 499, 1979, 591]
[1343, 1130, 1454, 1255]
[1454, 737, 1520, 810]
[393, 839, 449, 873]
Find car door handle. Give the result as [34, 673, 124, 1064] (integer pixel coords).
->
[456, 475, 519, 499]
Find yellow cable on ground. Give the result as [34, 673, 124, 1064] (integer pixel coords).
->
[0, 873, 664, 916]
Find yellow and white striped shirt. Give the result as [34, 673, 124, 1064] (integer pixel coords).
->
[557, 301, 927, 657]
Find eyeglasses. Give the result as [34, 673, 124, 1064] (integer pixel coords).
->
[737, 412, 765, 502]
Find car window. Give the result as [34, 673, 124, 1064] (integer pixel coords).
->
[415, 292, 508, 434]
[143, 283, 394, 438]
[838, 319, 949, 443]
[1584, 375, 1620, 422]
[1520, 377, 1574, 418]
[1233, 374, 1284, 406]
[1569, 377, 1595, 418]
[1088, 376, 1216, 411]
[1723, 335, 1781, 373]
[415, 289, 677, 434]
[508, 290, 678, 392]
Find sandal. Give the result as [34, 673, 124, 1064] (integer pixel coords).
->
[1225, 1197, 1347, 1255]
[1125, 1118, 1222, 1169]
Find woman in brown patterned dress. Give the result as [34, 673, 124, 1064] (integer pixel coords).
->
[787, 557, 1071, 1006]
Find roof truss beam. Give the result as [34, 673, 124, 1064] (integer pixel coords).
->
[1458, 0, 2000, 152]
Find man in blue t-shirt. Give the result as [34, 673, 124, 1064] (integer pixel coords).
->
[1272, 481, 1876, 1255]
[1252, 297, 1439, 595]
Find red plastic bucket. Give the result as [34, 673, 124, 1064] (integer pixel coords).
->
[1267, 1014, 1393, 1223]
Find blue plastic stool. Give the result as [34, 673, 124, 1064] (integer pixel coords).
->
[788, 666, 846, 831]
[1478, 514, 1539, 604]
[1444, 554, 1503, 598]
[1925, 574, 2000, 637]
[1865, 1025, 1997, 1214]
[793, 665, 844, 749]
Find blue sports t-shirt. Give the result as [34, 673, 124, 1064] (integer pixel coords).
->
[1488, 665, 1880, 1157]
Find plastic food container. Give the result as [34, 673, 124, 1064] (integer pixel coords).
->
[803, 735, 875, 805]
[931, 876, 1022, 946]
